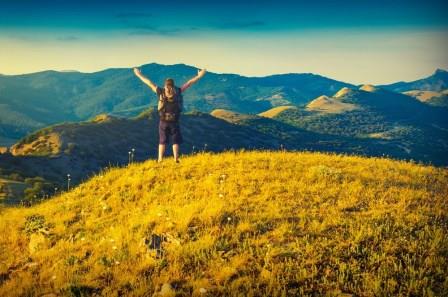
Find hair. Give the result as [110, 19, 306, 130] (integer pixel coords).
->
[164, 78, 176, 99]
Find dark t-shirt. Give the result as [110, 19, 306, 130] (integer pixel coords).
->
[156, 86, 183, 113]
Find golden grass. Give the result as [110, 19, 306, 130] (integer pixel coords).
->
[10, 132, 61, 156]
[403, 90, 443, 102]
[359, 85, 379, 93]
[210, 109, 257, 123]
[0, 151, 447, 296]
[333, 87, 354, 99]
[306, 96, 359, 114]
[258, 106, 297, 118]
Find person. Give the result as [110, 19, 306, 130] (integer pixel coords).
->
[133, 67, 206, 163]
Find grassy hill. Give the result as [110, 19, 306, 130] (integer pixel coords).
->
[2, 107, 411, 203]
[404, 90, 448, 107]
[0, 151, 447, 296]
[0, 108, 284, 203]
[210, 109, 258, 123]
[272, 86, 448, 165]
[258, 105, 297, 118]
[305, 95, 359, 114]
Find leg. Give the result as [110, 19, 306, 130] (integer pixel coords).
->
[172, 144, 179, 162]
[158, 121, 167, 162]
[171, 122, 183, 163]
[158, 144, 166, 162]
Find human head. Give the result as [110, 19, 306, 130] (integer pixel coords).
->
[165, 78, 175, 87]
[164, 78, 176, 98]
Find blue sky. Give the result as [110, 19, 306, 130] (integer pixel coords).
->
[1, 0, 447, 84]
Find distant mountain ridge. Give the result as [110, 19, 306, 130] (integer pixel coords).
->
[381, 68, 448, 92]
[0, 63, 354, 146]
[1, 63, 447, 146]
[269, 84, 448, 165]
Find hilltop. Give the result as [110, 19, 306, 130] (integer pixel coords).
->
[5, 105, 419, 203]
[306, 95, 359, 114]
[210, 109, 258, 123]
[0, 151, 447, 296]
[2, 97, 447, 203]
[0, 109, 282, 203]
[258, 105, 297, 118]
[404, 89, 448, 107]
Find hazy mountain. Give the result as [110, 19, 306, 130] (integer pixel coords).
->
[0, 63, 353, 146]
[382, 68, 448, 92]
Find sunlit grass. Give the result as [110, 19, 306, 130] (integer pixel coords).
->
[0, 150, 447, 296]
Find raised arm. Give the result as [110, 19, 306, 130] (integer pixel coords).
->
[181, 69, 206, 92]
[133, 68, 158, 93]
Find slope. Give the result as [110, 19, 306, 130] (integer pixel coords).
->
[306, 95, 359, 114]
[404, 90, 448, 107]
[0, 151, 447, 296]
[0, 108, 281, 199]
[258, 105, 297, 118]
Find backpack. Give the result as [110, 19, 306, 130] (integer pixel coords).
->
[159, 87, 183, 122]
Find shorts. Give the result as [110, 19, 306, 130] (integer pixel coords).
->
[159, 120, 183, 145]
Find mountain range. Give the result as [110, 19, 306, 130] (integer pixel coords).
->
[3, 63, 446, 147]
[0, 63, 355, 146]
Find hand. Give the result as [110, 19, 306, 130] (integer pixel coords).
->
[133, 67, 142, 76]
[197, 68, 206, 78]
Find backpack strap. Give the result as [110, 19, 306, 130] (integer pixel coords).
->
[159, 87, 168, 110]
[177, 87, 183, 112]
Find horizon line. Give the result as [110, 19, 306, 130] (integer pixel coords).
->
[1, 62, 445, 86]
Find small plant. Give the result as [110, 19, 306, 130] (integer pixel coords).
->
[23, 214, 49, 235]
[65, 255, 79, 266]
